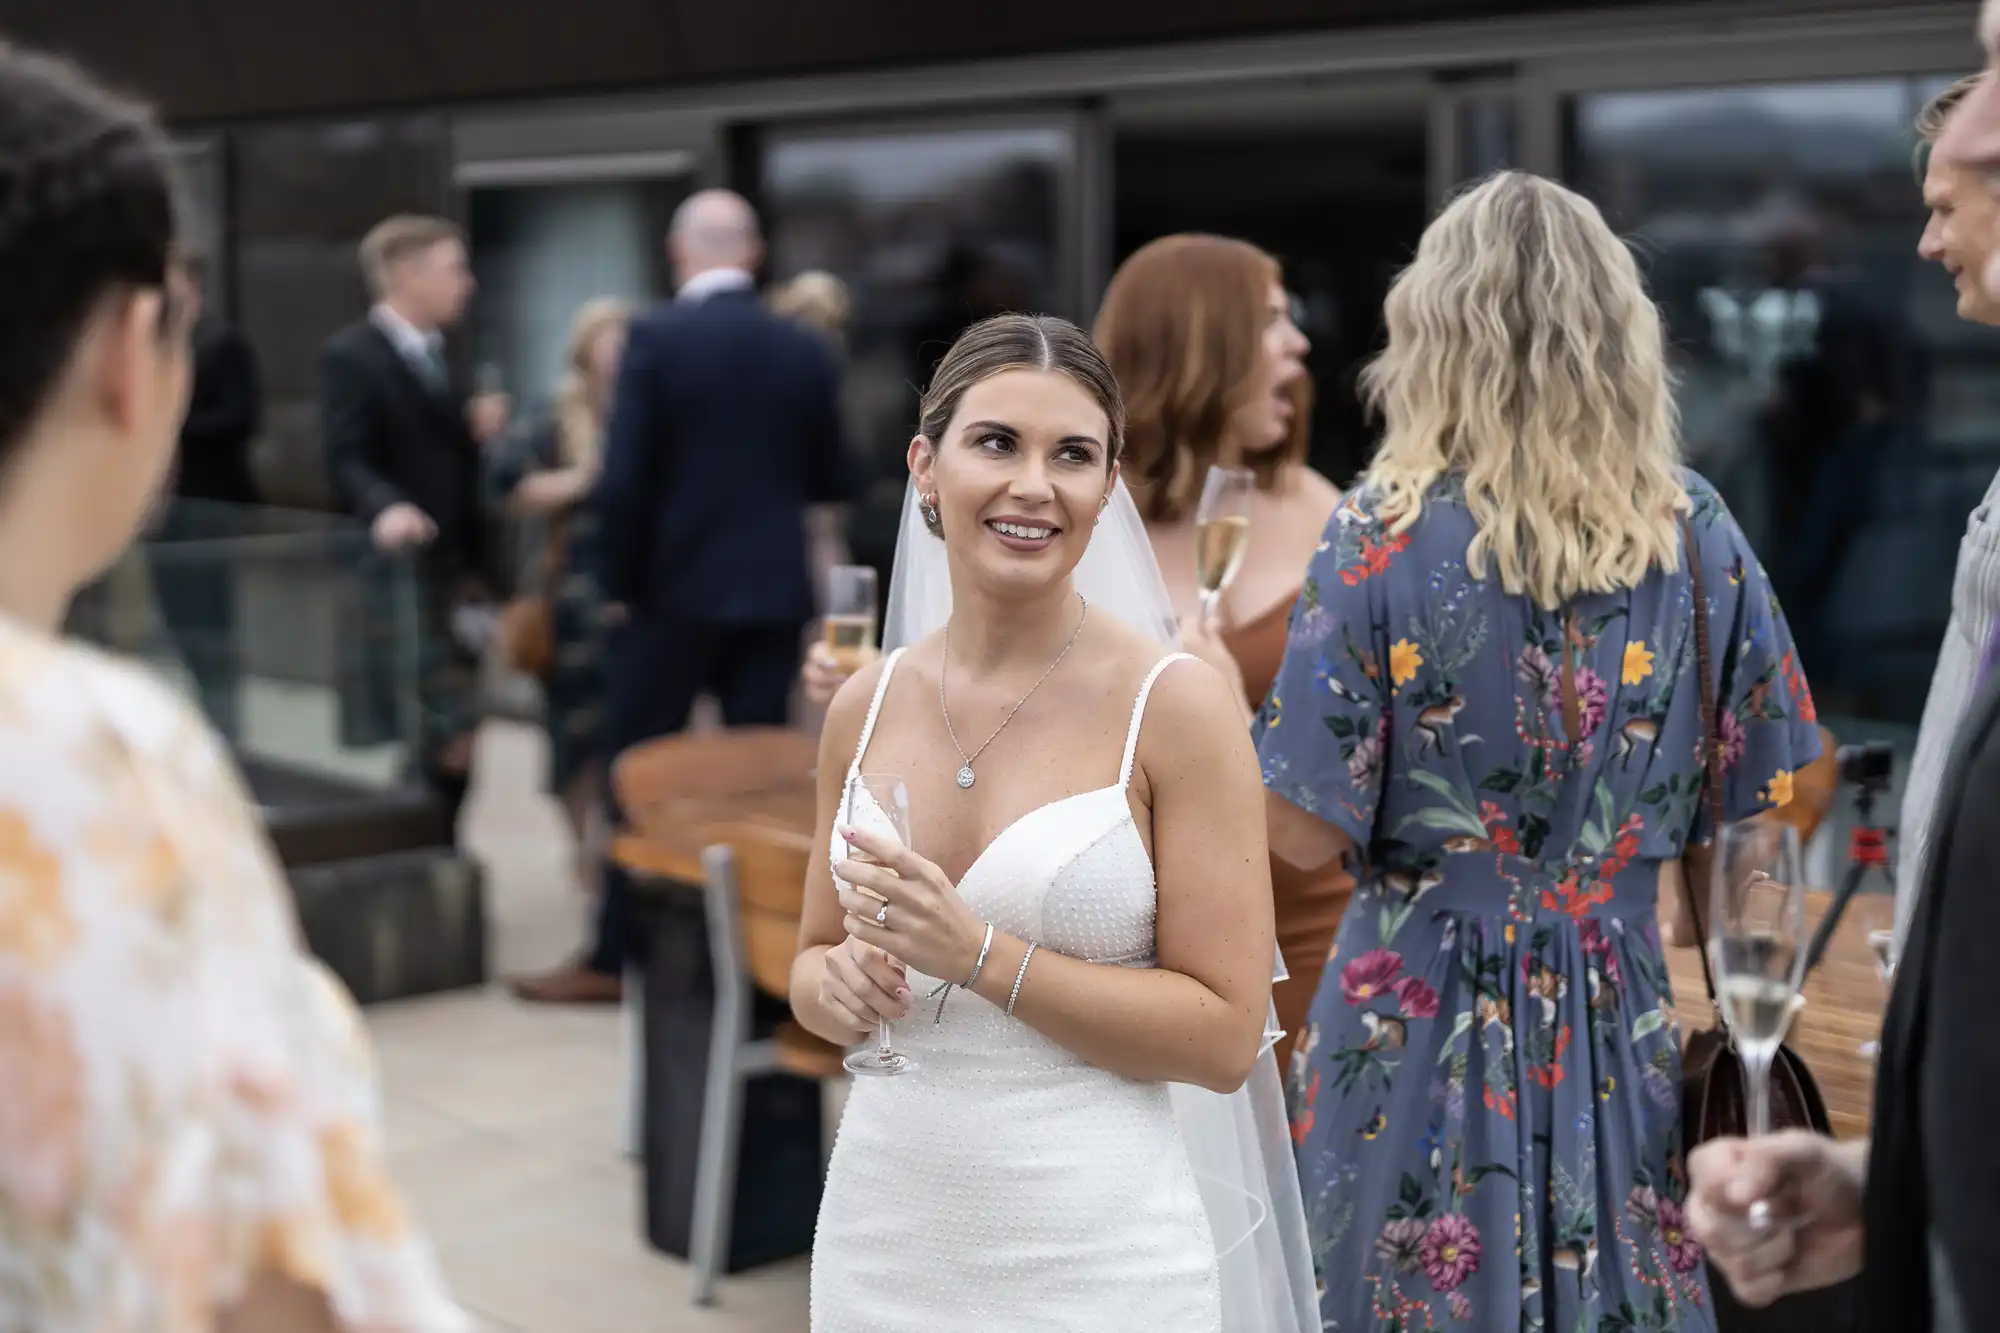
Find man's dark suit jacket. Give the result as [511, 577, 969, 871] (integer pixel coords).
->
[175, 318, 261, 507]
[595, 286, 850, 625]
[1865, 667, 2000, 1329]
[320, 319, 485, 570]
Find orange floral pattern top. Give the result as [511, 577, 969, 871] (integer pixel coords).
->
[0, 620, 468, 1333]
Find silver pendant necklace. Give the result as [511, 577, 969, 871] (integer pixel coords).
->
[940, 597, 1088, 790]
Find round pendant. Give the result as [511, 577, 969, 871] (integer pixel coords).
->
[955, 765, 977, 790]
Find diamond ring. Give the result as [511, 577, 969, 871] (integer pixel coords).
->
[874, 903, 889, 926]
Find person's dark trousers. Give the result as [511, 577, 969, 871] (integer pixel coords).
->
[587, 616, 804, 977]
[149, 506, 241, 742]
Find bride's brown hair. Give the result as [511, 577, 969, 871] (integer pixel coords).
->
[914, 314, 1124, 537]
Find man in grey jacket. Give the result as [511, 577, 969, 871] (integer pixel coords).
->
[1895, 72, 2000, 952]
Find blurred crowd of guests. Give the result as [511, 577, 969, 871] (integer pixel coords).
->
[275, 191, 861, 1004]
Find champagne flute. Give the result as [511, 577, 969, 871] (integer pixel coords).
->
[1192, 465, 1254, 631]
[824, 565, 879, 673]
[1708, 821, 1808, 1151]
[1861, 923, 1896, 1059]
[842, 772, 915, 1077]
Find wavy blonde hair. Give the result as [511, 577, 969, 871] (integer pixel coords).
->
[554, 296, 630, 469]
[1361, 171, 1686, 610]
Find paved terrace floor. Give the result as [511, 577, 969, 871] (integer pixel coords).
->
[370, 720, 809, 1333]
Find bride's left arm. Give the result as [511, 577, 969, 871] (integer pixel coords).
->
[837, 660, 1273, 1093]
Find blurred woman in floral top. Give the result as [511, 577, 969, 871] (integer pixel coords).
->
[0, 43, 465, 1333]
[1255, 172, 1820, 1332]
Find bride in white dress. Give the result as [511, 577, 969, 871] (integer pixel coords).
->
[789, 315, 1316, 1331]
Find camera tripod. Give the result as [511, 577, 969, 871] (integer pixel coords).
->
[1802, 753, 1895, 1018]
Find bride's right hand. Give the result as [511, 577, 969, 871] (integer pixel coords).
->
[818, 935, 911, 1038]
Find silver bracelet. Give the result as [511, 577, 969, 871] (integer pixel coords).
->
[927, 923, 997, 1024]
[964, 923, 996, 988]
[1006, 943, 1039, 1018]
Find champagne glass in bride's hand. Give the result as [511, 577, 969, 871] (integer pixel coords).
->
[1708, 821, 1807, 1224]
[842, 773, 915, 1077]
[1192, 465, 1253, 631]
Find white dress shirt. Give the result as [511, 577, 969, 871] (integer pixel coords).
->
[675, 267, 754, 304]
[370, 302, 446, 385]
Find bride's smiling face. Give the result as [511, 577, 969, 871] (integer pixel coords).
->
[910, 367, 1118, 597]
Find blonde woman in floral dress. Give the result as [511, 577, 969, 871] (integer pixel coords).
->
[1256, 173, 1821, 1331]
[0, 44, 465, 1333]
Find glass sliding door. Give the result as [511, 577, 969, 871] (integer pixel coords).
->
[463, 171, 694, 601]
[759, 114, 1087, 584]
[465, 175, 691, 419]
[1429, 74, 1524, 208]
[1567, 73, 1982, 836]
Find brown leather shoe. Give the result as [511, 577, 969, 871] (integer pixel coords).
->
[509, 964, 624, 1005]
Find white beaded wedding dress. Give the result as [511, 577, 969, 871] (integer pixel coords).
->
[808, 480, 1316, 1333]
[812, 649, 1220, 1331]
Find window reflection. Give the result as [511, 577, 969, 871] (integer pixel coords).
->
[174, 139, 227, 312]
[468, 179, 686, 416]
[762, 124, 1072, 583]
[1570, 77, 1987, 756]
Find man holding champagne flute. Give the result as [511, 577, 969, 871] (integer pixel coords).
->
[1689, 28, 2000, 1328]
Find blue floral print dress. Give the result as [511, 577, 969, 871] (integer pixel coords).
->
[1255, 471, 1820, 1333]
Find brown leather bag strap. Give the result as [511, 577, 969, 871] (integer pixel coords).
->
[1681, 512, 1723, 1010]
[1559, 610, 1583, 745]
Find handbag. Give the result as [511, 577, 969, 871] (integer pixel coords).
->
[1672, 514, 1857, 1333]
[496, 515, 562, 679]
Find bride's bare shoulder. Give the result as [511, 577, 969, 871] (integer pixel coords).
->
[1128, 649, 1257, 786]
[1073, 616, 1238, 742]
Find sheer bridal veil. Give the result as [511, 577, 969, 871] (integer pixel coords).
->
[882, 477, 1319, 1333]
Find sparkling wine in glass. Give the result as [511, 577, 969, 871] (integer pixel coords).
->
[1867, 928, 1896, 983]
[824, 564, 879, 673]
[1193, 465, 1254, 630]
[1859, 925, 1896, 1059]
[1708, 820, 1808, 1142]
[841, 772, 914, 1077]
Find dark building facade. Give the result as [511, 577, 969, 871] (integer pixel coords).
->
[12, 0, 1989, 832]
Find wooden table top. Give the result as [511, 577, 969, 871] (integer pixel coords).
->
[1663, 889, 1890, 1140]
[612, 786, 819, 885]
[608, 727, 1888, 1135]
[610, 727, 820, 886]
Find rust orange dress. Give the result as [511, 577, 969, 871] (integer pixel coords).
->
[1228, 595, 1354, 1071]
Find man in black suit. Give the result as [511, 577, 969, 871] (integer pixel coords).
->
[512, 189, 852, 1003]
[321, 215, 508, 827]
[1688, 18, 2000, 1326]
[153, 252, 261, 739]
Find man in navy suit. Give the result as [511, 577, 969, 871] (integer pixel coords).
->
[513, 189, 852, 1003]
